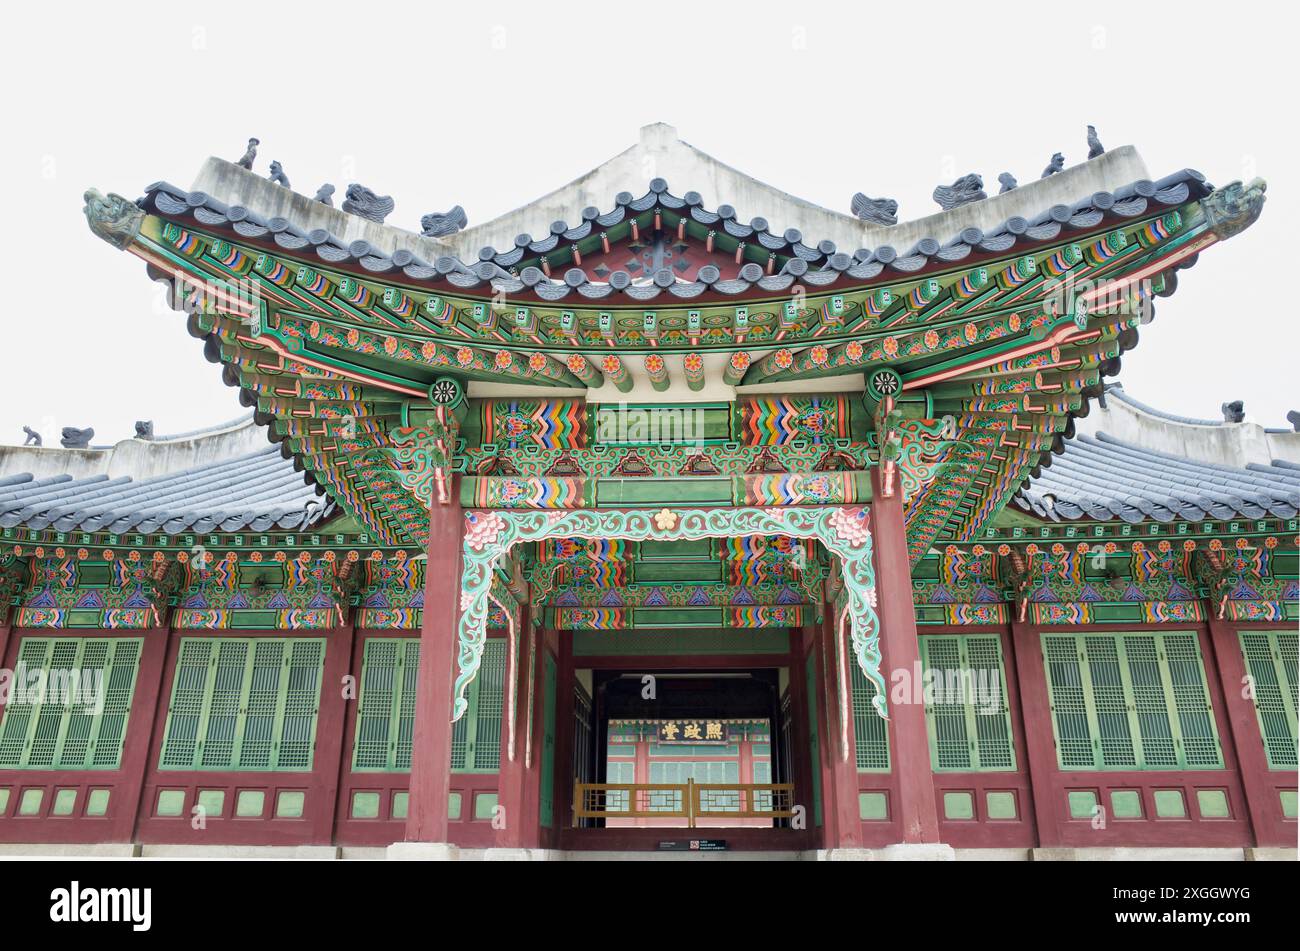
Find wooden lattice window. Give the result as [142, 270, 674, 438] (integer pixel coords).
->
[1042, 632, 1223, 770]
[0, 637, 142, 770]
[648, 760, 741, 784]
[352, 638, 420, 771]
[1238, 631, 1298, 769]
[158, 637, 325, 771]
[449, 639, 506, 773]
[850, 658, 890, 771]
[918, 634, 1016, 772]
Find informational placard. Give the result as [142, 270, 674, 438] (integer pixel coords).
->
[657, 840, 729, 852]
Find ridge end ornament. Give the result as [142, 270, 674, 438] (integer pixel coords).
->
[421, 205, 468, 238]
[1202, 178, 1267, 240]
[850, 193, 899, 226]
[235, 137, 259, 170]
[342, 184, 395, 223]
[83, 188, 144, 250]
[932, 174, 987, 210]
[267, 160, 290, 188]
[1086, 125, 1105, 159]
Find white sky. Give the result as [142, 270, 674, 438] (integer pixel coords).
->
[2, 0, 1295, 446]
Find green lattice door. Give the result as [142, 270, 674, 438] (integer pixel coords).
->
[0, 636, 142, 769]
[449, 639, 506, 773]
[1238, 631, 1298, 769]
[158, 637, 325, 770]
[918, 634, 1016, 771]
[1041, 632, 1223, 770]
[352, 637, 420, 771]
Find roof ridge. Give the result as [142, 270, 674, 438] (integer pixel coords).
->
[1103, 385, 1223, 426]
[144, 164, 1209, 303]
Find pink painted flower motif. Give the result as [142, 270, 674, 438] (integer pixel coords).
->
[460, 590, 475, 612]
[464, 511, 505, 551]
[829, 507, 870, 547]
[881, 337, 898, 359]
[866, 585, 878, 608]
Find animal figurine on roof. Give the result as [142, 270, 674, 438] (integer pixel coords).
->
[1287, 410, 1300, 433]
[313, 183, 335, 206]
[849, 193, 898, 226]
[1221, 400, 1246, 423]
[1041, 152, 1065, 178]
[268, 161, 290, 188]
[22, 425, 41, 446]
[342, 184, 395, 224]
[420, 205, 468, 237]
[932, 174, 986, 210]
[236, 138, 259, 170]
[997, 172, 1018, 193]
[60, 427, 94, 449]
[134, 420, 154, 439]
[1087, 125, 1105, 159]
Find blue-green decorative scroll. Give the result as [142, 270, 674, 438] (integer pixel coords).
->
[454, 506, 885, 721]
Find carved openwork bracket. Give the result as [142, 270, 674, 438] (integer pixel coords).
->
[454, 506, 884, 722]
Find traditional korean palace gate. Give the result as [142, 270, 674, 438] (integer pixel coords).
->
[2, 126, 1291, 857]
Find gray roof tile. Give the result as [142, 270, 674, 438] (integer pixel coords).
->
[1015, 433, 1300, 523]
[0, 445, 332, 534]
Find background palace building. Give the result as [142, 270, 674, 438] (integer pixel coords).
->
[0, 125, 1293, 860]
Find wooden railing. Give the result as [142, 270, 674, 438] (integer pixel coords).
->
[573, 780, 795, 827]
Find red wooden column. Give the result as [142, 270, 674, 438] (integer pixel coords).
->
[311, 616, 357, 845]
[808, 622, 839, 845]
[1205, 614, 1287, 846]
[402, 485, 464, 847]
[552, 626, 576, 848]
[1009, 617, 1063, 847]
[117, 623, 174, 844]
[785, 635, 817, 849]
[869, 468, 942, 845]
[495, 604, 532, 850]
[818, 612, 863, 847]
[517, 624, 543, 840]
[0, 616, 11, 693]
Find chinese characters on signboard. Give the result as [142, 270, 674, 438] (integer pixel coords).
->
[658, 720, 726, 742]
